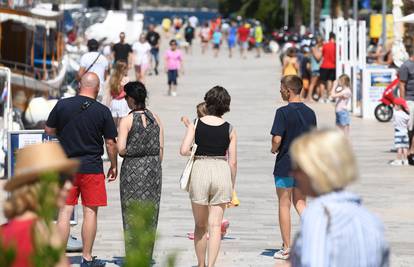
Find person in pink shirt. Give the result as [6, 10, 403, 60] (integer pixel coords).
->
[164, 39, 184, 96]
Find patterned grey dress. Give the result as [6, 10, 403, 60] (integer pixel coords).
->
[120, 110, 162, 231]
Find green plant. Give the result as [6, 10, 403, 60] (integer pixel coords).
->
[31, 172, 66, 267]
[123, 201, 177, 267]
[0, 237, 16, 267]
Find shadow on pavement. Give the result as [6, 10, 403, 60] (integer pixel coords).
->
[69, 256, 124, 266]
[261, 248, 277, 257]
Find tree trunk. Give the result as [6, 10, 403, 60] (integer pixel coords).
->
[315, 0, 322, 33]
[293, 0, 302, 32]
[343, 0, 350, 19]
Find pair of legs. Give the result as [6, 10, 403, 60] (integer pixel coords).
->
[319, 80, 333, 101]
[57, 205, 99, 261]
[150, 48, 159, 75]
[201, 41, 209, 54]
[134, 65, 147, 83]
[337, 124, 350, 136]
[276, 182, 306, 249]
[397, 147, 408, 161]
[256, 44, 261, 58]
[239, 46, 246, 59]
[213, 45, 220, 57]
[167, 69, 178, 96]
[192, 202, 226, 267]
[307, 75, 320, 101]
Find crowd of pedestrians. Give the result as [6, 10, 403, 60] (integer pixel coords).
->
[0, 17, 400, 267]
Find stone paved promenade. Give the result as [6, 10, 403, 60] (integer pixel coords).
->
[1, 39, 414, 267]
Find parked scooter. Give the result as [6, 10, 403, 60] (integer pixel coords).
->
[374, 77, 399, 122]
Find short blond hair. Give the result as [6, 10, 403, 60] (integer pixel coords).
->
[290, 129, 358, 195]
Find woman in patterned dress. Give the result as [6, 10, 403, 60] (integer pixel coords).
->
[117, 81, 164, 251]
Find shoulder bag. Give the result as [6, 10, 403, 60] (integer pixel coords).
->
[179, 119, 198, 191]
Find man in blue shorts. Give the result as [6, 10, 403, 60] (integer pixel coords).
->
[270, 75, 317, 260]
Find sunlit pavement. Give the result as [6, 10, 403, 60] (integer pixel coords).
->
[1, 37, 413, 266]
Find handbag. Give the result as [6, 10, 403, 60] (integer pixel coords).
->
[179, 119, 198, 191]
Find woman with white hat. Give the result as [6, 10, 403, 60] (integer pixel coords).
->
[0, 142, 79, 267]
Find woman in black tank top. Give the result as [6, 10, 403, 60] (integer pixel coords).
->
[180, 86, 238, 267]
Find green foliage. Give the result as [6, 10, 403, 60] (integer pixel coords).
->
[0, 238, 16, 267]
[123, 201, 159, 267]
[31, 172, 65, 267]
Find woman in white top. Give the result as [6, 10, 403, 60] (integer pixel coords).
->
[132, 33, 152, 83]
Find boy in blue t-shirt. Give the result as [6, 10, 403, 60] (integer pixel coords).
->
[270, 75, 317, 260]
[212, 28, 222, 58]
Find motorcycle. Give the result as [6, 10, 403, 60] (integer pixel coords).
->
[374, 77, 399, 122]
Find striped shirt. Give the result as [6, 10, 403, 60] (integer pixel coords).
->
[291, 191, 390, 267]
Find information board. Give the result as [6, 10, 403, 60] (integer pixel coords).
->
[7, 130, 77, 225]
[362, 67, 397, 119]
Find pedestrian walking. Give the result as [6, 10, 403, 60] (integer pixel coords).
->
[319, 32, 336, 101]
[389, 98, 410, 166]
[270, 75, 317, 260]
[237, 23, 250, 59]
[78, 39, 109, 102]
[299, 47, 311, 99]
[112, 32, 132, 66]
[289, 129, 390, 267]
[45, 72, 118, 267]
[282, 48, 299, 76]
[1, 143, 79, 267]
[184, 22, 195, 54]
[212, 27, 222, 58]
[330, 74, 352, 136]
[164, 39, 183, 96]
[146, 24, 161, 75]
[132, 33, 151, 83]
[109, 61, 130, 127]
[227, 21, 238, 58]
[117, 81, 164, 254]
[308, 36, 323, 102]
[254, 21, 263, 58]
[200, 22, 210, 54]
[398, 48, 414, 164]
[180, 86, 237, 267]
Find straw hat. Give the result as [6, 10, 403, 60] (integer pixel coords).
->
[4, 142, 80, 192]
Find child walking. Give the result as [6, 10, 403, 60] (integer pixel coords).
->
[164, 39, 183, 96]
[390, 98, 410, 166]
[331, 74, 352, 135]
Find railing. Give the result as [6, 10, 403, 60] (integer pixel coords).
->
[0, 58, 61, 81]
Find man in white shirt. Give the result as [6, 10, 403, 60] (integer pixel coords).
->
[79, 39, 109, 102]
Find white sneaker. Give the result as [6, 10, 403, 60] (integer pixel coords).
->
[403, 160, 409, 165]
[273, 246, 291, 260]
[171, 91, 177, 97]
[389, 160, 403, 166]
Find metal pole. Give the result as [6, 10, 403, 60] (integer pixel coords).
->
[310, 0, 315, 34]
[132, 0, 137, 17]
[353, 0, 358, 21]
[381, 0, 387, 45]
[284, 0, 289, 28]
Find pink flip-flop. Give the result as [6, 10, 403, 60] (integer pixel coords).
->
[221, 219, 230, 238]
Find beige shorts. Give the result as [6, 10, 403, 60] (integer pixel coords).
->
[189, 158, 232, 206]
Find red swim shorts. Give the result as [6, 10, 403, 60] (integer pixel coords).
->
[66, 173, 107, 207]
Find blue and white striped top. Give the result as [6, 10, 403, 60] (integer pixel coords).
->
[291, 190, 390, 267]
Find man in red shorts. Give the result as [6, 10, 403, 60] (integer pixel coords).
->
[319, 32, 336, 101]
[46, 72, 118, 267]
